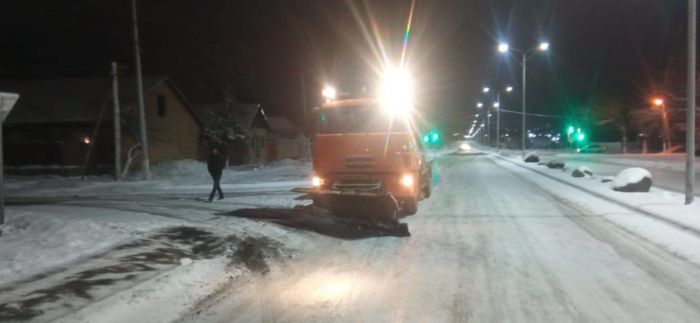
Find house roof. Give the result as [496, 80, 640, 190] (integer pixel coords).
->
[266, 116, 299, 135]
[0, 77, 197, 125]
[192, 101, 269, 132]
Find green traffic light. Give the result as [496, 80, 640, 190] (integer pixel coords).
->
[567, 126, 574, 134]
[423, 134, 429, 143]
[577, 133, 585, 141]
[431, 133, 439, 142]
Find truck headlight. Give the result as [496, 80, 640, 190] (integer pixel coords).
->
[400, 174, 414, 187]
[312, 176, 324, 188]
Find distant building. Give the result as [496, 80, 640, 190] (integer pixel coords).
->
[266, 116, 308, 160]
[0, 77, 202, 175]
[193, 101, 270, 164]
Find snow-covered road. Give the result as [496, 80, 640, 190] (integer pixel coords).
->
[185, 153, 700, 322]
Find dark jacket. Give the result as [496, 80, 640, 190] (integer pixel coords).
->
[207, 153, 226, 177]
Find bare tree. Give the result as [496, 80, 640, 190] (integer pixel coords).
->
[630, 107, 664, 153]
[593, 99, 632, 153]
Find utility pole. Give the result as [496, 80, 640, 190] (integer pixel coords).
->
[486, 106, 491, 146]
[0, 93, 19, 230]
[521, 53, 527, 158]
[496, 92, 501, 148]
[130, 0, 150, 180]
[686, 0, 696, 204]
[111, 62, 122, 181]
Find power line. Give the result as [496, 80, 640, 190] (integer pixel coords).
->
[498, 107, 569, 119]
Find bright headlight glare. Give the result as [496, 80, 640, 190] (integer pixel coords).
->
[312, 176, 324, 187]
[380, 67, 414, 116]
[400, 174, 414, 187]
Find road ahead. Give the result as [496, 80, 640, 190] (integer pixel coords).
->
[185, 153, 700, 322]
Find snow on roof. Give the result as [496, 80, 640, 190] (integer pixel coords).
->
[192, 101, 269, 132]
[0, 76, 178, 124]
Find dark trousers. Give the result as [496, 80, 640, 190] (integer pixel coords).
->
[209, 173, 223, 201]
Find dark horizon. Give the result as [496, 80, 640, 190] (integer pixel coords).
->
[0, 0, 691, 133]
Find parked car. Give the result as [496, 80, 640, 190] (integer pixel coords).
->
[576, 144, 606, 153]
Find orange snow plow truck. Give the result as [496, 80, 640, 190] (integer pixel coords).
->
[294, 96, 432, 236]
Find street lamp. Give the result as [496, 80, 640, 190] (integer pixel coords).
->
[506, 86, 513, 92]
[482, 87, 490, 93]
[476, 102, 484, 108]
[322, 86, 337, 102]
[498, 41, 550, 157]
[652, 97, 672, 152]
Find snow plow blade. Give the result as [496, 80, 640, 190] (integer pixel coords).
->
[292, 187, 410, 237]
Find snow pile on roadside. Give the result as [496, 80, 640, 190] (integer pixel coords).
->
[228, 159, 311, 184]
[524, 152, 540, 163]
[613, 168, 652, 192]
[149, 159, 213, 181]
[0, 206, 183, 285]
[572, 166, 593, 178]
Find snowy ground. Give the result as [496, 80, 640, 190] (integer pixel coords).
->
[499, 149, 700, 196]
[184, 150, 700, 322]
[0, 159, 321, 322]
[4, 152, 700, 322]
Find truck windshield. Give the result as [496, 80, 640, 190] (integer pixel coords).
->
[317, 103, 409, 134]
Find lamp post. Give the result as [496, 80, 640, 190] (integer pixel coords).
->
[480, 85, 512, 148]
[652, 98, 672, 152]
[498, 41, 549, 157]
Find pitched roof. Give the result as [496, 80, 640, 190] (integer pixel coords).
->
[266, 116, 299, 135]
[0, 77, 188, 124]
[192, 101, 269, 132]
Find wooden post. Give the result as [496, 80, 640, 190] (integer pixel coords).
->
[111, 62, 122, 180]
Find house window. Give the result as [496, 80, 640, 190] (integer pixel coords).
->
[157, 95, 167, 117]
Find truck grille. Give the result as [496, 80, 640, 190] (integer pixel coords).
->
[332, 178, 382, 191]
[345, 154, 375, 169]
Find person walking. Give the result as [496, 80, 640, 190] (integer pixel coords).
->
[207, 148, 225, 202]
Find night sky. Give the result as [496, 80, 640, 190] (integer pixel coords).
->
[0, 0, 690, 133]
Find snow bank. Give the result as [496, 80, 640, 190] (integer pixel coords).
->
[572, 166, 593, 178]
[524, 152, 540, 163]
[148, 159, 211, 181]
[613, 168, 652, 192]
[0, 206, 183, 285]
[547, 159, 565, 169]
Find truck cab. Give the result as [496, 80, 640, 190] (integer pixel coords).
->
[311, 98, 432, 216]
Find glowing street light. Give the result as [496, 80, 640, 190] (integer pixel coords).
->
[653, 97, 665, 107]
[651, 97, 672, 152]
[321, 86, 336, 101]
[506, 86, 513, 92]
[493, 102, 500, 108]
[498, 40, 550, 157]
[476, 102, 484, 108]
[482, 87, 490, 93]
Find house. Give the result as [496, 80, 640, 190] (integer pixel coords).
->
[193, 101, 270, 164]
[266, 116, 309, 160]
[0, 76, 202, 175]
